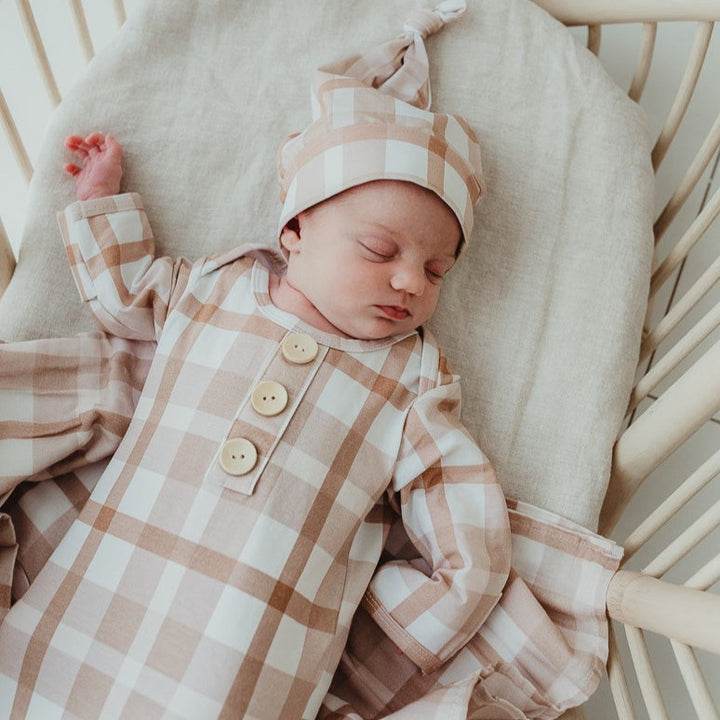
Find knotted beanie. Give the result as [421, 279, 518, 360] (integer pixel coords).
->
[276, 0, 485, 247]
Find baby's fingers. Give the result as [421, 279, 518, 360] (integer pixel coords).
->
[103, 134, 122, 159]
[64, 135, 85, 149]
[84, 131, 105, 147]
[64, 162, 82, 177]
[64, 132, 105, 155]
[64, 136, 90, 160]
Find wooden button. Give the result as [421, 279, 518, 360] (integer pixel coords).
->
[219, 438, 257, 476]
[282, 333, 319, 364]
[251, 380, 288, 417]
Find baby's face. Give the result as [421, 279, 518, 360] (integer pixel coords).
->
[281, 180, 461, 340]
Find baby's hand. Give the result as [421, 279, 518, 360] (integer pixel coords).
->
[64, 132, 123, 200]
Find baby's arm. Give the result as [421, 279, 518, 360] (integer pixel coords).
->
[58, 135, 191, 341]
[363, 367, 511, 674]
[64, 132, 123, 200]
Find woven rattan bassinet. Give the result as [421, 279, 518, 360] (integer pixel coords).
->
[1, 1, 719, 718]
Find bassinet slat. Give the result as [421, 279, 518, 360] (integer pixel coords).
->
[669, 640, 720, 720]
[533, 1, 720, 26]
[685, 553, 720, 590]
[654, 117, 720, 241]
[609, 571, 720, 655]
[622, 448, 720, 559]
[602, 337, 720, 534]
[627, 23, 656, 102]
[15, 0, 61, 107]
[651, 22, 714, 171]
[607, 627, 639, 720]
[623, 624, 670, 720]
[0, 89, 32, 183]
[639, 254, 720, 364]
[642, 499, 720, 577]
[650, 182, 720, 294]
[630, 298, 720, 409]
[0, 220, 16, 299]
[68, 0, 95, 62]
[586, 25, 601, 54]
[113, 0, 127, 27]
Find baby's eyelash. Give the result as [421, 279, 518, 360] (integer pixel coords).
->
[360, 242, 394, 259]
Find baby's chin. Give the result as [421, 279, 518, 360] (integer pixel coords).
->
[333, 316, 420, 341]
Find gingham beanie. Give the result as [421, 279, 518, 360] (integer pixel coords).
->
[276, 0, 485, 246]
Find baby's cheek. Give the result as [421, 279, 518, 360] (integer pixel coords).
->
[419, 292, 442, 322]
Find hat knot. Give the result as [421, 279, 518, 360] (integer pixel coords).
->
[403, 9, 444, 39]
[403, 1, 468, 39]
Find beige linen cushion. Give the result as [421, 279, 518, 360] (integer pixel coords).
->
[0, 0, 654, 529]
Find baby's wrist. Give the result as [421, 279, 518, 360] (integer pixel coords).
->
[79, 187, 120, 201]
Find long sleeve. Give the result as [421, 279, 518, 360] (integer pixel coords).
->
[57, 193, 194, 341]
[0, 332, 154, 501]
[362, 361, 511, 674]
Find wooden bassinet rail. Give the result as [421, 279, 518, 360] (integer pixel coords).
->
[534, 3, 720, 718]
[1, 1, 719, 719]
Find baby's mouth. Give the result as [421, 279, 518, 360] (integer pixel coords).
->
[375, 305, 411, 320]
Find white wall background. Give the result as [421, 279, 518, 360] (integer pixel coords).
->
[1, 2, 718, 718]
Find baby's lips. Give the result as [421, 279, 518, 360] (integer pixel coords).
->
[376, 305, 410, 320]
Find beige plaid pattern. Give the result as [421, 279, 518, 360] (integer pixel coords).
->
[323, 501, 621, 719]
[0, 349, 621, 720]
[0, 195, 622, 718]
[0, 333, 154, 493]
[276, 1, 484, 245]
[0, 334, 153, 622]
[0, 512, 17, 622]
[0, 194, 511, 718]
[2, 468, 620, 719]
[2, 463, 104, 608]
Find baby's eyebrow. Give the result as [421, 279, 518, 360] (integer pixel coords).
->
[430, 248, 458, 266]
[359, 221, 401, 239]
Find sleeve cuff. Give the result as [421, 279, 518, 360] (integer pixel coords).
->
[361, 589, 443, 675]
[64, 193, 144, 222]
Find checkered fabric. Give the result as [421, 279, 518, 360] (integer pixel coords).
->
[277, 0, 484, 245]
[0, 195, 622, 718]
[323, 501, 622, 719]
[0, 512, 17, 622]
[2, 463, 105, 611]
[0, 334, 153, 622]
[0, 195, 511, 718]
[0, 333, 154, 495]
[1, 477, 621, 720]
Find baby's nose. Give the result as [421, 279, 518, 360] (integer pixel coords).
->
[390, 264, 425, 296]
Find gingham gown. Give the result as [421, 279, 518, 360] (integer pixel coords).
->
[1, 193, 514, 718]
[0, 195, 622, 719]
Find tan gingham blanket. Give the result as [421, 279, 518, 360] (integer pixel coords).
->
[0, 195, 622, 718]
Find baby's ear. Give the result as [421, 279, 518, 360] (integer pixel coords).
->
[280, 216, 302, 254]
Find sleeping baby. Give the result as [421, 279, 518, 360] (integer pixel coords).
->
[0, 3, 621, 719]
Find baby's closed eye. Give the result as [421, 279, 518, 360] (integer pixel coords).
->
[358, 238, 397, 260]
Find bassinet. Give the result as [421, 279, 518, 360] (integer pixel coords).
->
[0, 1, 719, 718]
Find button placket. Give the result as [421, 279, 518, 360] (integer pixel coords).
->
[208, 332, 327, 495]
